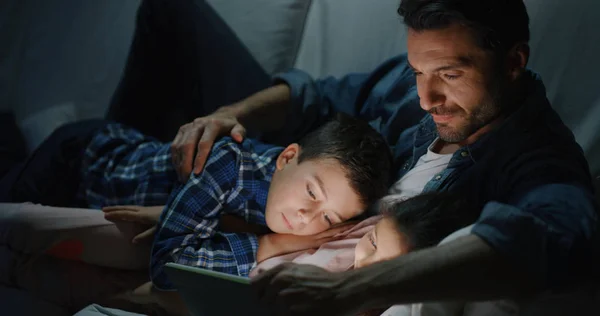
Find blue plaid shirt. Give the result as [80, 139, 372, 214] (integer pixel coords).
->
[79, 124, 282, 290]
[151, 139, 282, 290]
[79, 123, 177, 208]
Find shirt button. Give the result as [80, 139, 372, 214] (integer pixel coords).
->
[434, 175, 442, 180]
[460, 151, 469, 157]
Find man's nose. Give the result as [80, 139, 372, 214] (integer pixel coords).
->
[417, 76, 446, 111]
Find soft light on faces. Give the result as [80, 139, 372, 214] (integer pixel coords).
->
[354, 217, 411, 269]
[264, 144, 364, 236]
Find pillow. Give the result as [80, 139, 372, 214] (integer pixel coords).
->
[207, 0, 311, 75]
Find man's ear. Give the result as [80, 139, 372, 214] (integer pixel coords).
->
[276, 143, 300, 170]
[506, 42, 530, 81]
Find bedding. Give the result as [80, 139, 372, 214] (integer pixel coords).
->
[0, 203, 151, 314]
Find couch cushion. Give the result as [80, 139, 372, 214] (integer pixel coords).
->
[6, 0, 140, 150]
[207, 0, 310, 75]
[293, 0, 406, 78]
[6, 0, 309, 151]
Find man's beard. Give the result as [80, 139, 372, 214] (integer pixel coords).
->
[432, 77, 506, 143]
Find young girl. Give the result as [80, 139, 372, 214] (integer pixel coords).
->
[353, 192, 479, 270]
[254, 191, 479, 274]
[252, 192, 488, 316]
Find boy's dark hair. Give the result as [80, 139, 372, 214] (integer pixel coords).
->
[398, 0, 529, 57]
[297, 114, 393, 208]
[383, 192, 480, 250]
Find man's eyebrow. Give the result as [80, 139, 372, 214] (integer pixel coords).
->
[407, 60, 417, 71]
[433, 59, 471, 72]
[408, 56, 473, 73]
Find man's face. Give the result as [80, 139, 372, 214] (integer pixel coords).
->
[407, 23, 506, 143]
[265, 145, 364, 236]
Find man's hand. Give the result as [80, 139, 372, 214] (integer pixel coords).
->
[252, 263, 359, 316]
[171, 110, 246, 182]
[171, 84, 292, 182]
[251, 235, 535, 316]
[103, 205, 164, 243]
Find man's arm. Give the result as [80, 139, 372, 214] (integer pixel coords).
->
[173, 55, 413, 179]
[343, 234, 535, 307]
[253, 234, 534, 315]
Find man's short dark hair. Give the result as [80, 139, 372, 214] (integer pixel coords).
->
[384, 192, 480, 249]
[297, 114, 393, 208]
[398, 0, 529, 56]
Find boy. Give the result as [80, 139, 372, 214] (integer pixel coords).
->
[78, 114, 392, 290]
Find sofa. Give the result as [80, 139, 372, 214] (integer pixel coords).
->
[1, 0, 599, 315]
[2, 0, 600, 184]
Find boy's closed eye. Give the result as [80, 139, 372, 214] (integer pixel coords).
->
[306, 184, 316, 200]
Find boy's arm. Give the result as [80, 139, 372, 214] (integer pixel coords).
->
[256, 222, 357, 263]
[150, 142, 262, 290]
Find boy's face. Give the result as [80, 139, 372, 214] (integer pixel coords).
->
[265, 144, 364, 236]
[354, 217, 410, 269]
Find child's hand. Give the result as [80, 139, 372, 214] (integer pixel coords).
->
[103, 205, 164, 224]
[312, 221, 359, 242]
[257, 222, 359, 262]
[102, 205, 164, 243]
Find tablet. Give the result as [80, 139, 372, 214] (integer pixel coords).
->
[165, 263, 272, 316]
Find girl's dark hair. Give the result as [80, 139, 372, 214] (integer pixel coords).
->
[383, 192, 481, 250]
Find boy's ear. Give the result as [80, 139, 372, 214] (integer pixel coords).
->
[276, 143, 300, 170]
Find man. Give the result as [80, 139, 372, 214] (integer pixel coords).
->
[151, 1, 597, 315]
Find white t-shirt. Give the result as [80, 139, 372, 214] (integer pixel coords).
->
[385, 138, 453, 202]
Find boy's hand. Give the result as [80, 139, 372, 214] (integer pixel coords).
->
[102, 205, 164, 243]
[171, 109, 246, 182]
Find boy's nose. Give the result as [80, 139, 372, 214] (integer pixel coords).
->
[297, 208, 316, 224]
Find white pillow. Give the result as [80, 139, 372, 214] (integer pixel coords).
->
[293, 0, 406, 78]
[207, 0, 311, 75]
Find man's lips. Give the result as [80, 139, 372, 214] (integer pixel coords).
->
[431, 113, 455, 123]
[282, 213, 293, 230]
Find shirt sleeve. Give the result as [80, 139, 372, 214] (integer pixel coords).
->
[271, 54, 413, 142]
[150, 143, 259, 290]
[471, 182, 598, 288]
